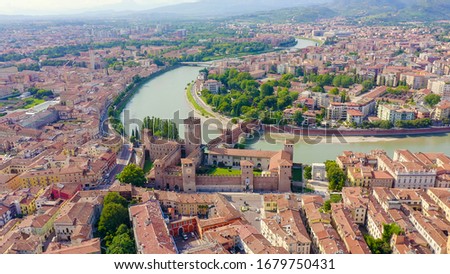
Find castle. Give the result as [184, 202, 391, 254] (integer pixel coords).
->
[143, 116, 293, 193]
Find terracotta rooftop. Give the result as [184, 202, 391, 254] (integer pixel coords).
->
[129, 200, 177, 254]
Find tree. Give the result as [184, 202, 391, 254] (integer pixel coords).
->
[312, 85, 325, 93]
[106, 232, 136, 254]
[321, 200, 332, 212]
[98, 203, 129, 236]
[116, 164, 147, 187]
[104, 192, 128, 208]
[293, 111, 304, 126]
[329, 87, 339, 95]
[424, 94, 441, 107]
[362, 80, 374, 92]
[325, 160, 346, 192]
[364, 223, 403, 254]
[304, 165, 312, 180]
[382, 223, 403, 243]
[260, 82, 274, 97]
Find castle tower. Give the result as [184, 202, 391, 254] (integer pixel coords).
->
[184, 116, 201, 157]
[283, 140, 294, 161]
[154, 159, 164, 189]
[240, 160, 254, 192]
[181, 158, 196, 193]
[223, 128, 233, 145]
[278, 159, 292, 193]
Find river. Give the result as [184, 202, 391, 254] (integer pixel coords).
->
[121, 39, 450, 164]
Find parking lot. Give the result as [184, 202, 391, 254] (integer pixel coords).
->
[223, 193, 264, 231]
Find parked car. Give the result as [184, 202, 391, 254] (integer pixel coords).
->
[182, 234, 188, 240]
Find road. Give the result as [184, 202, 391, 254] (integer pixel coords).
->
[189, 84, 230, 125]
[95, 143, 132, 190]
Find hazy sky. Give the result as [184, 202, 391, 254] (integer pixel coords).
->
[0, 0, 198, 15]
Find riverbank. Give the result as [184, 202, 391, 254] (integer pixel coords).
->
[185, 83, 232, 126]
[110, 64, 182, 135]
[185, 83, 215, 118]
[113, 64, 182, 117]
[263, 124, 450, 137]
[296, 36, 324, 46]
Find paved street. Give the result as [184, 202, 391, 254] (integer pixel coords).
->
[222, 193, 264, 232]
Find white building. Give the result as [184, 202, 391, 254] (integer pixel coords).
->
[311, 163, 326, 181]
[377, 104, 415, 124]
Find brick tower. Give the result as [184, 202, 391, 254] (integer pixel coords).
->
[181, 158, 196, 193]
[184, 116, 201, 157]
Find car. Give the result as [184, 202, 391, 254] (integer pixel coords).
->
[182, 234, 188, 240]
[191, 232, 195, 238]
[255, 217, 261, 221]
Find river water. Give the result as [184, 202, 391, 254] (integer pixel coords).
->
[121, 39, 450, 164]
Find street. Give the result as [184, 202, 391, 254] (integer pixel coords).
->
[222, 193, 264, 232]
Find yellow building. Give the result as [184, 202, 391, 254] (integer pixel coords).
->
[19, 169, 61, 189]
[0, 174, 20, 191]
[264, 200, 278, 213]
[347, 166, 372, 187]
[19, 188, 44, 216]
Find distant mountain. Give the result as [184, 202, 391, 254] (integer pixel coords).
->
[146, 0, 331, 18]
[330, 0, 450, 21]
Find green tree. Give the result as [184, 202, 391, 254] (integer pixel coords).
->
[98, 203, 129, 236]
[364, 223, 403, 254]
[117, 164, 147, 187]
[362, 80, 374, 92]
[312, 85, 325, 93]
[104, 192, 128, 208]
[293, 111, 304, 126]
[260, 82, 274, 97]
[329, 87, 339, 95]
[325, 160, 346, 192]
[304, 165, 312, 180]
[321, 200, 332, 212]
[424, 94, 441, 107]
[106, 232, 136, 254]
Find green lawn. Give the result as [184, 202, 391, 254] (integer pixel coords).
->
[186, 84, 215, 117]
[22, 98, 45, 109]
[198, 166, 241, 176]
[143, 159, 153, 174]
[292, 168, 303, 182]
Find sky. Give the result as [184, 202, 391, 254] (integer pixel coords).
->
[0, 0, 198, 15]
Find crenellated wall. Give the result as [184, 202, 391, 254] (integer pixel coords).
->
[254, 176, 279, 192]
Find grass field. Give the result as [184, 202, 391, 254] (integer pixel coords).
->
[198, 166, 242, 176]
[186, 84, 215, 117]
[22, 98, 45, 109]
